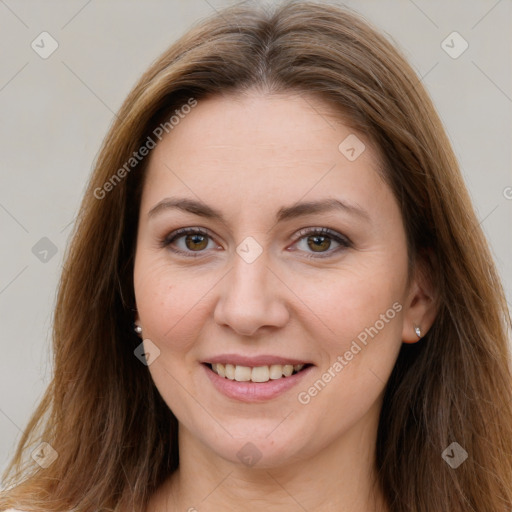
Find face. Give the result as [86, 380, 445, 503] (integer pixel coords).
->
[133, 92, 414, 468]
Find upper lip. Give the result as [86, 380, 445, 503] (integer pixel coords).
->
[204, 354, 313, 367]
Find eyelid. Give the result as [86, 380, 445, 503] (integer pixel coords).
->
[162, 226, 212, 245]
[290, 227, 352, 258]
[160, 226, 221, 257]
[161, 226, 352, 258]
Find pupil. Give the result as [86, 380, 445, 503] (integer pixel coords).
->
[308, 235, 330, 252]
[186, 234, 207, 251]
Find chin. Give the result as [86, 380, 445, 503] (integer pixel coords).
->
[193, 419, 318, 470]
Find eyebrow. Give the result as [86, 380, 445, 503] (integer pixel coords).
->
[147, 196, 370, 224]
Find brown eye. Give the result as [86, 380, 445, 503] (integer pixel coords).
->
[307, 235, 332, 252]
[293, 227, 351, 259]
[185, 233, 209, 251]
[162, 227, 216, 257]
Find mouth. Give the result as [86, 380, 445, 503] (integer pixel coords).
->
[203, 362, 313, 383]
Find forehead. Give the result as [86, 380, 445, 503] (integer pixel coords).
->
[140, 92, 390, 223]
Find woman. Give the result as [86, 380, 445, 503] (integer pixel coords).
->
[1, 1, 511, 511]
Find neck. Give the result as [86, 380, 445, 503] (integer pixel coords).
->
[148, 400, 389, 512]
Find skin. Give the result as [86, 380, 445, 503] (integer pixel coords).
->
[134, 91, 437, 512]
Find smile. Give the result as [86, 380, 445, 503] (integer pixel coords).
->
[202, 360, 314, 402]
[207, 362, 308, 383]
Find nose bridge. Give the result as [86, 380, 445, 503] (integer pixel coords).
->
[231, 248, 268, 294]
[227, 243, 273, 307]
[213, 241, 289, 335]
[229, 232, 271, 294]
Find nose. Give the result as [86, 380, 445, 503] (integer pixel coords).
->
[213, 250, 290, 337]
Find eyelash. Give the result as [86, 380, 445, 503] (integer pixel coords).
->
[161, 227, 352, 259]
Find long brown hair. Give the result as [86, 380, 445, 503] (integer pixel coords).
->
[2, 1, 511, 510]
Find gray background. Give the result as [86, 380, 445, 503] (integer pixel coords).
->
[1, 0, 511, 477]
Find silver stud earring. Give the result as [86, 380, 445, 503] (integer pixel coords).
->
[414, 325, 422, 339]
[134, 325, 142, 335]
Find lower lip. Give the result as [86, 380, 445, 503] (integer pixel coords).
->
[202, 364, 314, 403]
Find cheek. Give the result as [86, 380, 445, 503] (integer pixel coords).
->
[292, 266, 405, 424]
[133, 254, 213, 355]
[288, 259, 406, 355]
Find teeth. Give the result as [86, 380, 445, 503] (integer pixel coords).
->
[251, 366, 270, 382]
[210, 363, 305, 382]
[234, 365, 251, 381]
[225, 364, 235, 379]
[282, 364, 293, 377]
[215, 363, 225, 378]
[269, 364, 283, 380]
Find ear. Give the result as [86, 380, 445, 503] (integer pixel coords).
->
[401, 251, 438, 344]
